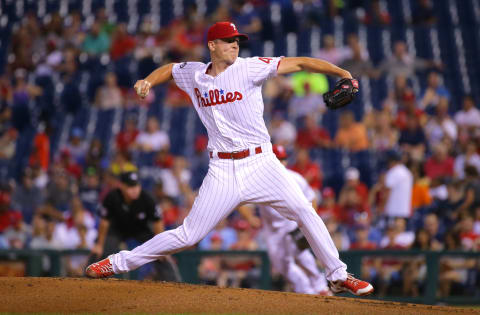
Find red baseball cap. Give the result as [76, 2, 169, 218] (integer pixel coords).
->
[272, 144, 288, 160]
[207, 22, 248, 42]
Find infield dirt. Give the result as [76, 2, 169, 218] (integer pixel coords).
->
[1, 277, 478, 315]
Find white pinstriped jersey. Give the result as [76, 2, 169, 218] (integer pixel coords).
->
[259, 169, 316, 231]
[172, 57, 282, 151]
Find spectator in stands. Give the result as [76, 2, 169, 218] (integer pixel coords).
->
[335, 110, 369, 152]
[419, 71, 450, 111]
[85, 138, 105, 170]
[425, 98, 457, 147]
[0, 189, 23, 235]
[409, 163, 432, 212]
[11, 69, 42, 131]
[110, 23, 136, 61]
[339, 167, 369, 209]
[454, 95, 480, 129]
[317, 187, 341, 221]
[0, 128, 17, 161]
[116, 116, 139, 153]
[11, 168, 44, 225]
[382, 150, 413, 219]
[399, 115, 426, 162]
[0, 100, 13, 133]
[325, 217, 350, 251]
[64, 128, 88, 164]
[29, 216, 63, 250]
[231, 1, 262, 56]
[3, 215, 28, 249]
[199, 219, 238, 251]
[383, 75, 414, 111]
[456, 166, 480, 218]
[42, 169, 75, 213]
[54, 197, 96, 263]
[110, 150, 138, 176]
[164, 81, 191, 108]
[79, 167, 101, 214]
[367, 110, 398, 152]
[9, 26, 36, 73]
[28, 123, 50, 171]
[156, 156, 194, 206]
[315, 34, 349, 65]
[424, 143, 454, 180]
[438, 227, 477, 297]
[269, 112, 297, 149]
[94, 72, 123, 110]
[337, 186, 369, 227]
[295, 115, 331, 150]
[58, 149, 82, 180]
[198, 232, 228, 286]
[95, 8, 116, 35]
[394, 90, 427, 132]
[377, 41, 438, 79]
[361, 0, 391, 26]
[340, 35, 375, 78]
[454, 141, 480, 179]
[135, 116, 170, 153]
[423, 213, 444, 250]
[411, 0, 437, 26]
[290, 149, 322, 191]
[402, 228, 432, 297]
[351, 224, 377, 250]
[82, 21, 111, 56]
[288, 83, 326, 123]
[62, 11, 86, 49]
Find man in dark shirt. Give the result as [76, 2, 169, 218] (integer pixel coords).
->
[89, 171, 179, 281]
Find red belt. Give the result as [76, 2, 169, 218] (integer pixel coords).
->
[210, 147, 262, 159]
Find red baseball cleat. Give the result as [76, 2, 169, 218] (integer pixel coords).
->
[329, 274, 374, 296]
[85, 256, 115, 278]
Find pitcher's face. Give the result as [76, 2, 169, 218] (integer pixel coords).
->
[209, 37, 240, 65]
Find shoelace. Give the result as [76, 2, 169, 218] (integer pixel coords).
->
[346, 273, 360, 285]
[93, 262, 113, 274]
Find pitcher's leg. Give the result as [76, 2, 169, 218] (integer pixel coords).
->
[111, 162, 240, 273]
[296, 249, 329, 293]
[243, 154, 347, 281]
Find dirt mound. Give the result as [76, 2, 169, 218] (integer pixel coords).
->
[0, 277, 477, 314]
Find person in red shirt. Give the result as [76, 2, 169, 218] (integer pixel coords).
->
[395, 91, 426, 131]
[0, 189, 22, 234]
[290, 149, 322, 191]
[317, 187, 341, 221]
[350, 225, 377, 250]
[58, 149, 82, 180]
[338, 167, 369, 210]
[424, 143, 454, 180]
[29, 123, 50, 171]
[110, 23, 136, 61]
[116, 116, 139, 153]
[295, 115, 331, 150]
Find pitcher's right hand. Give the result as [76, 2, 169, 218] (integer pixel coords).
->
[134, 79, 152, 98]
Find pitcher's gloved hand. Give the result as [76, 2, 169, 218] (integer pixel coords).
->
[323, 78, 359, 110]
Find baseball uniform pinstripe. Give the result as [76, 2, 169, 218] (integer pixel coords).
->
[109, 57, 347, 282]
[260, 169, 328, 294]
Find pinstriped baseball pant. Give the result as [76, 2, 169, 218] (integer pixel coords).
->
[111, 143, 348, 282]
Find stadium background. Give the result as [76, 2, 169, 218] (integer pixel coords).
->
[0, 0, 480, 308]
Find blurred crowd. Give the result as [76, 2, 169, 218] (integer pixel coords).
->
[0, 0, 479, 297]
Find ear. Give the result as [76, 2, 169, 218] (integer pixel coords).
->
[207, 41, 215, 52]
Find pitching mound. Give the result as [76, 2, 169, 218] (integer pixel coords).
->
[0, 277, 478, 314]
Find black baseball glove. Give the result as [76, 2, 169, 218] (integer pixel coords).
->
[323, 78, 359, 110]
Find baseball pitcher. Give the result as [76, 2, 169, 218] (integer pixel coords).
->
[86, 22, 372, 296]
